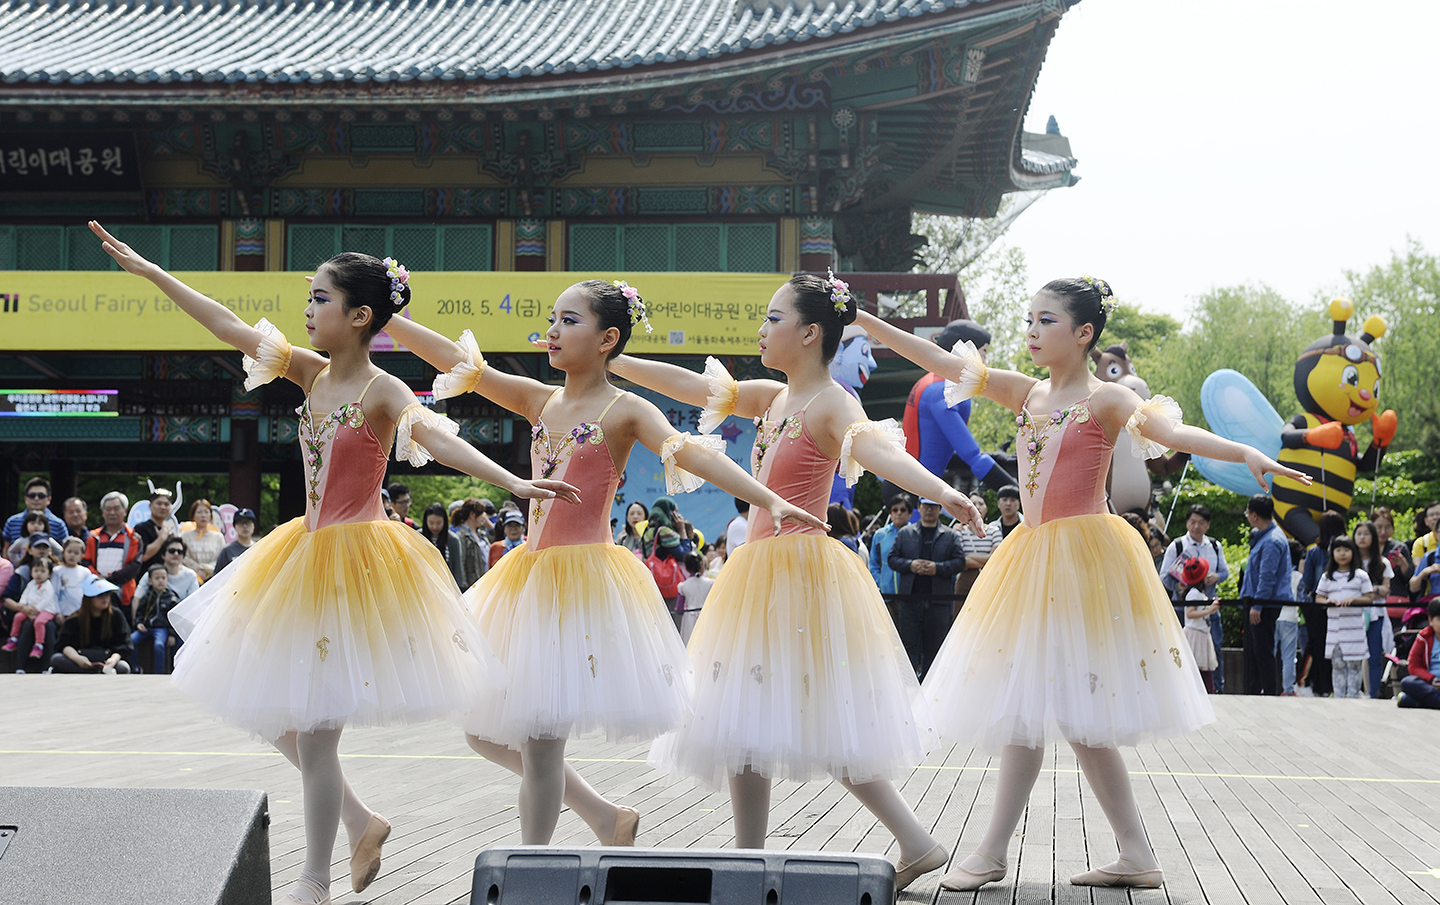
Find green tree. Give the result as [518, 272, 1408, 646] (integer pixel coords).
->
[1343, 239, 1440, 457]
[1102, 304, 1180, 383]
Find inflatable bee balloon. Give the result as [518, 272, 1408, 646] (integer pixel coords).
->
[1194, 298, 1398, 546]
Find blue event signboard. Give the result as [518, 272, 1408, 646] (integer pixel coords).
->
[609, 386, 757, 547]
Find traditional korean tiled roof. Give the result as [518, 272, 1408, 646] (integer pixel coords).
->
[3, 0, 1014, 85]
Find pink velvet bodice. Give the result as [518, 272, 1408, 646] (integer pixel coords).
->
[1016, 396, 1112, 526]
[297, 396, 388, 531]
[525, 398, 622, 550]
[746, 409, 832, 542]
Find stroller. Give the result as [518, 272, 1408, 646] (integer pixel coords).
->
[1382, 603, 1432, 695]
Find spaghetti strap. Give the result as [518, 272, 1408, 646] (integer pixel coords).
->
[595, 391, 624, 423]
[535, 386, 564, 424]
[355, 371, 385, 406]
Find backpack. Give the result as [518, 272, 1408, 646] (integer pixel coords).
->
[645, 552, 686, 599]
[1168, 537, 1220, 600]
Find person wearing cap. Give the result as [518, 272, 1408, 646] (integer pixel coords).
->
[988, 485, 1023, 540]
[888, 321, 1018, 508]
[133, 488, 177, 575]
[213, 509, 259, 574]
[488, 509, 526, 568]
[83, 491, 145, 613]
[889, 498, 968, 679]
[2, 475, 69, 545]
[646, 526, 688, 630]
[50, 573, 133, 674]
[1179, 558, 1220, 693]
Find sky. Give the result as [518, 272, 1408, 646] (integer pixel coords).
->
[999, 0, 1440, 324]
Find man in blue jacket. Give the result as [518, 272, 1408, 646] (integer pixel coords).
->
[1240, 494, 1291, 695]
[868, 494, 914, 594]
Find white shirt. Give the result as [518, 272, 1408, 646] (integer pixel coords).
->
[19, 577, 60, 616]
[1316, 569, 1374, 660]
[726, 515, 748, 552]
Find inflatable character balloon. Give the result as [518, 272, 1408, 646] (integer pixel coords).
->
[1195, 298, 1397, 546]
[828, 325, 879, 507]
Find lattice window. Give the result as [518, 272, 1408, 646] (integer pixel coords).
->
[340, 226, 387, 260]
[440, 226, 492, 270]
[167, 225, 219, 270]
[622, 225, 670, 272]
[287, 225, 340, 271]
[391, 226, 438, 271]
[675, 224, 722, 271]
[66, 225, 114, 270]
[570, 224, 620, 271]
[110, 225, 164, 266]
[0, 225, 12, 270]
[15, 226, 63, 270]
[725, 224, 777, 272]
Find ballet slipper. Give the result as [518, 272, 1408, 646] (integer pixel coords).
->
[938, 853, 1007, 891]
[279, 876, 331, 905]
[1069, 864, 1164, 888]
[348, 813, 390, 893]
[604, 806, 640, 846]
[893, 842, 948, 892]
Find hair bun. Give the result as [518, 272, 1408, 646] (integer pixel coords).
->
[839, 294, 858, 327]
[393, 281, 412, 311]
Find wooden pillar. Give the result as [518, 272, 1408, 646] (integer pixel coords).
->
[227, 420, 261, 512]
[277, 458, 305, 524]
[264, 219, 286, 271]
[49, 459, 76, 507]
[545, 220, 566, 271]
[495, 220, 516, 271]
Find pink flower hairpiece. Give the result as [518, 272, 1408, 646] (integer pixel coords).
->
[614, 280, 652, 334]
[826, 267, 851, 314]
[382, 257, 409, 304]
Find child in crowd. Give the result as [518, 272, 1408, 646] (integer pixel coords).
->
[53, 537, 88, 621]
[4, 554, 59, 660]
[1397, 600, 1440, 709]
[132, 563, 181, 674]
[1315, 536, 1372, 698]
[675, 553, 714, 644]
[1179, 558, 1220, 693]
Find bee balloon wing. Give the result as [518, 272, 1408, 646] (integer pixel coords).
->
[1193, 369, 1285, 496]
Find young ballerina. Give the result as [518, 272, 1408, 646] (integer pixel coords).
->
[857, 276, 1310, 889]
[383, 280, 826, 846]
[90, 221, 579, 905]
[604, 273, 985, 892]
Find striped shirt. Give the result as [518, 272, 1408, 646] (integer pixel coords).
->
[1317, 570, 1374, 660]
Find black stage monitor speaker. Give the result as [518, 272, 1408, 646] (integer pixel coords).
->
[472, 846, 895, 905]
[0, 786, 270, 905]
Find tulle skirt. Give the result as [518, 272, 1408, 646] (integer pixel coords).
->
[169, 518, 505, 741]
[648, 533, 937, 788]
[463, 542, 692, 747]
[922, 513, 1215, 752]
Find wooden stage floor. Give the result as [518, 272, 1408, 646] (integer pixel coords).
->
[2, 675, 1437, 904]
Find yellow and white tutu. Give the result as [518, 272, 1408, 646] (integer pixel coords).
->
[463, 542, 693, 747]
[648, 534, 939, 788]
[922, 513, 1215, 752]
[170, 518, 506, 741]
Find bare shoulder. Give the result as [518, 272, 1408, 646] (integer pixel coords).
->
[365, 371, 422, 423]
[807, 385, 867, 443]
[1089, 381, 1142, 427]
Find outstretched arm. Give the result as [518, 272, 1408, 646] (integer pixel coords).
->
[90, 221, 326, 388]
[849, 431, 984, 535]
[609, 354, 785, 421]
[625, 397, 826, 534]
[856, 310, 1035, 412]
[383, 316, 553, 422]
[410, 422, 581, 504]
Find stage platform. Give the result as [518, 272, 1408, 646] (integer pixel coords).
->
[2, 675, 1437, 904]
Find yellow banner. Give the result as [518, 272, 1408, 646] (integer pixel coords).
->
[0, 271, 789, 354]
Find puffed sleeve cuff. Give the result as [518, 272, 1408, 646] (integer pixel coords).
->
[241, 318, 292, 391]
[431, 329, 487, 400]
[941, 339, 989, 407]
[394, 402, 461, 467]
[838, 419, 905, 487]
[1124, 394, 1184, 459]
[698, 356, 739, 434]
[660, 432, 726, 494]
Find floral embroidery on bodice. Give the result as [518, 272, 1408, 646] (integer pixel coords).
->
[526, 391, 624, 549]
[1014, 393, 1114, 526]
[746, 389, 834, 541]
[296, 370, 388, 531]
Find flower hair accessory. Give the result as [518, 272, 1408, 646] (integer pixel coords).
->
[1081, 274, 1118, 316]
[382, 257, 409, 304]
[826, 267, 851, 314]
[614, 280, 652, 334]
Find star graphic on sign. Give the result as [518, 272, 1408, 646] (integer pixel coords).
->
[720, 422, 743, 444]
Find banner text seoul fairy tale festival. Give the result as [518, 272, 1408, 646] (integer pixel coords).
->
[0, 271, 787, 353]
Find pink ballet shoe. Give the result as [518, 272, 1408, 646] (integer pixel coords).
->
[894, 842, 948, 892]
[604, 806, 640, 846]
[279, 876, 330, 905]
[348, 813, 390, 893]
[1070, 864, 1164, 887]
[938, 853, 1006, 891]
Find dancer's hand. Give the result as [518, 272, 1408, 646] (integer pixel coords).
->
[939, 488, 985, 535]
[90, 221, 160, 279]
[1245, 448, 1310, 490]
[513, 478, 582, 505]
[768, 499, 828, 535]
